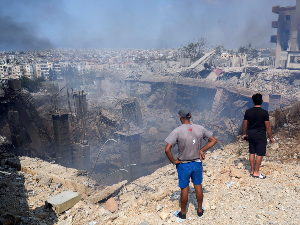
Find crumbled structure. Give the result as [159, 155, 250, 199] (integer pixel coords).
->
[116, 126, 142, 182]
[73, 92, 87, 120]
[52, 113, 72, 167]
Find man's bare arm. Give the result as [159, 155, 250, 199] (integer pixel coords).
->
[165, 143, 182, 165]
[265, 121, 274, 143]
[200, 136, 217, 161]
[243, 120, 248, 137]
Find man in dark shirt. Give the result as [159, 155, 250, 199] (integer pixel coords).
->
[243, 93, 274, 179]
[165, 107, 217, 221]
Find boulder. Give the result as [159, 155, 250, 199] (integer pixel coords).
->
[105, 198, 118, 213]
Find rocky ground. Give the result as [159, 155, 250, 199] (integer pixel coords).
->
[1, 135, 300, 225]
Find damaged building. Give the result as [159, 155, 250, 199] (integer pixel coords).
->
[272, 0, 300, 69]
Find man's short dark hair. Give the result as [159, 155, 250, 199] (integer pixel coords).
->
[252, 93, 263, 105]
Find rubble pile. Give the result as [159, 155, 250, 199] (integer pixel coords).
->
[213, 68, 300, 102]
[2, 138, 299, 225]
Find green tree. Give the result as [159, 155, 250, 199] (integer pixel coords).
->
[214, 45, 225, 55]
[238, 43, 259, 59]
[238, 46, 248, 54]
[179, 37, 208, 62]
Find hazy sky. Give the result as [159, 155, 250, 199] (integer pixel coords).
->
[0, 0, 296, 51]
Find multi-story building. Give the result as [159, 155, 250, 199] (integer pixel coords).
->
[271, 0, 300, 69]
[34, 63, 49, 79]
[0, 64, 10, 80]
[0, 63, 35, 80]
[24, 64, 34, 79]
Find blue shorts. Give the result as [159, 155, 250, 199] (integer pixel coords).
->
[176, 161, 203, 188]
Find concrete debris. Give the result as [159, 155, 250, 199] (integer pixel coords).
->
[45, 191, 81, 214]
[0, 133, 300, 224]
[88, 180, 127, 204]
[150, 189, 169, 201]
[104, 197, 118, 213]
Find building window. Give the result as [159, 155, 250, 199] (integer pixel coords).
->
[284, 30, 290, 36]
[286, 15, 291, 20]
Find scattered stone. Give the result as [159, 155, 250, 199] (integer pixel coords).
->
[137, 198, 144, 205]
[230, 168, 243, 178]
[105, 197, 118, 213]
[104, 214, 119, 222]
[142, 201, 148, 206]
[220, 166, 230, 174]
[270, 143, 279, 150]
[210, 205, 216, 210]
[159, 211, 170, 220]
[156, 204, 163, 211]
[237, 163, 243, 169]
[57, 220, 72, 225]
[150, 189, 168, 201]
[39, 176, 52, 186]
[99, 207, 112, 217]
[139, 222, 149, 225]
[56, 182, 63, 189]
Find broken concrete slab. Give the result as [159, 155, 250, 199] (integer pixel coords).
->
[45, 191, 81, 214]
[87, 180, 127, 204]
[105, 197, 118, 212]
[6, 157, 95, 198]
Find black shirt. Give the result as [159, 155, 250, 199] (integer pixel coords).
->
[244, 107, 269, 138]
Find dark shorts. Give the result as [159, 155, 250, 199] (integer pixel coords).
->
[176, 161, 203, 188]
[248, 137, 267, 156]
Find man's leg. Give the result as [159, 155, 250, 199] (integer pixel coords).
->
[253, 155, 263, 177]
[249, 154, 255, 175]
[253, 138, 266, 177]
[180, 186, 189, 215]
[193, 184, 203, 213]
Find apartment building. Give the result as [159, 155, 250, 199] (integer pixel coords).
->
[34, 63, 49, 79]
[0, 63, 34, 80]
[271, 0, 300, 69]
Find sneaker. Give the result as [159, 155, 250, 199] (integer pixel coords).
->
[174, 211, 186, 222]
[197, 206, 205, 218]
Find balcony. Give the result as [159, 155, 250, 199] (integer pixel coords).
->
[272, 6, 280, 14]
[272, 21, 279, 28]
[273, 5, 296, 14]
[270, 35, 277, 43]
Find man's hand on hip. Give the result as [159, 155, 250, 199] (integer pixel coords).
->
[175, 158, 182, 165]
[200, 150, 205, 162]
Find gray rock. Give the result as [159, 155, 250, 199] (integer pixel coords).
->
[57, 220, 72, 225]
[156, 204, 163, 211]
[99, 207, 112, 217]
